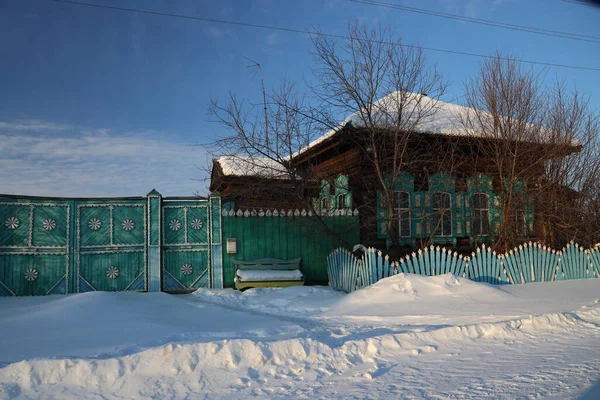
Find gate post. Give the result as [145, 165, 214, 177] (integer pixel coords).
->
[209, 195, 223, 288]
[147, 189, 162, 292]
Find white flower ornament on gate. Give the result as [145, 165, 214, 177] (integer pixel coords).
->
[42, 218, 56, 231]
[122, 219, 135, 231]
[106, 266, 119, 279]
[5, 217, 19, 230]
[169, 219, 181, 231]
[24, 268, 38, 282]
[190, 218, 203, 230]
[88, 218, 102, 231]
[181, 264, 193, 276]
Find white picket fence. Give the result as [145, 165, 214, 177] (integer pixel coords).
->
[327, 242, 600, 292]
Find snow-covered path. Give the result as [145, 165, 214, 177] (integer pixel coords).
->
[1, 275, 600, 399]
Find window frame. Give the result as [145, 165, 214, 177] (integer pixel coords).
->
[433, 192, 452, 237]
[394, 190, 411, 238]
[320, 197, 329, 213]
[337, 193, 346, 210]
[472, 193, 491, 236]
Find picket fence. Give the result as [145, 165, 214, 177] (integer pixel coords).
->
[327, 242, 600, 293]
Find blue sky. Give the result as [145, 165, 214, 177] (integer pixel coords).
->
[1, 0, 599, 196]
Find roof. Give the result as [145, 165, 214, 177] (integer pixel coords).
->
[293, 91, 579, 158]
[214, 156, 288, 178]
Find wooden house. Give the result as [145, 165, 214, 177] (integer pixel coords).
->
[210, 92, 580, 252]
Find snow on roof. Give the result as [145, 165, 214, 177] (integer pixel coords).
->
[215, 156, 289, 178]
[293, 91, 578, 158]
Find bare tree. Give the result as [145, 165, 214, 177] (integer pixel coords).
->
[209, 79, 357, 246]
[461, 54, 600, 250]
[210, 22, 450, 249]
[309, 23, 449, 247]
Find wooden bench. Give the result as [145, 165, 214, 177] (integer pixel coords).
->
[233, 258, 303, 290]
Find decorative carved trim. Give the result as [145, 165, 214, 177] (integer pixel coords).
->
[221, 208, 360, 217]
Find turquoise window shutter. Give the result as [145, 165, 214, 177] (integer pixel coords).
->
[490, 193, 502, 237]
[452, 192, 465, 236]
[411, 192, 425, 238]
[376, 190, 390, 238]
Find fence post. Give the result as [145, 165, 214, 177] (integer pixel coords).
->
[147, 189, 162, 292]
[210, 196, 223, 289]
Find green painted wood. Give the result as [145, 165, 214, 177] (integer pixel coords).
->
[161, 199, 211, 293]
[222, 213, 359, 288]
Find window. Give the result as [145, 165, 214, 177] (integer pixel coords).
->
[337, 193, 346, 209]
[515, 203, 526, 236]
[394, 191, 411, 238]
[433, 192, 452, 236]
[472, 193, 490, 236]
[320, 197, 329, 212]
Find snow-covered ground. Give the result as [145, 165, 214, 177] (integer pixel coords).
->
[1, 274, 600, 399]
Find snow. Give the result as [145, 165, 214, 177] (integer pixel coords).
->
[236, 269, 304, 282]
[293, 91, 578, 158]
[215, 155, 288, 178]
[2, 275, 600, 399]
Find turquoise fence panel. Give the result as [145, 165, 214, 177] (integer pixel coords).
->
[161, 199, 211, 293]
[76, 201, 147, 293]
[328, 241, 600, 293]
[1, 191, 227, 296]
[0, 200, 71, 296]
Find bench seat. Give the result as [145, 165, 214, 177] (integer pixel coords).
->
[233, 258, 303, 290]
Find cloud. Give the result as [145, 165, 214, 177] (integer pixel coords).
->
[266, 32, 281, 46]
[0, 120, 71, 132]
[203, 26, 233, 38]
[0, 121, 209, 197]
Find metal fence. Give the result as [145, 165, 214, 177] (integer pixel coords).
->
[327, 242, 600, 292]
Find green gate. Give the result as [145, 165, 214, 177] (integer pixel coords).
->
[161, 200, 211, 292]
[0, 192, 224, 296]
[76, 202, 147, 292]
[0, 200, 70, 296]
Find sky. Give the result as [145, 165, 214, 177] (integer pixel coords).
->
[1, 0, 599, 197]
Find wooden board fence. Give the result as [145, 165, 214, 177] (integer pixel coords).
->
[327, 241, 600, 293]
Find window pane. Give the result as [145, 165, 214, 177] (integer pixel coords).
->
[473, 212, 482, 235]
[472, 194, 481, 209]
[481, 210, 490, 235]
[395, 191, 410, 209]
[473, 193, 489, 210]
[442, 213, 452, 235]
[337, 194, 345, 209]
[399, 210, 410, 237]
[434, 192, 450, 209]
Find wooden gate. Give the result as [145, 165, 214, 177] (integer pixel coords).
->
[0, 200, 70, 296]
[161, 200, 211, 292]
[76, 202, 147, 292]
[0, 192, 224, 296]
